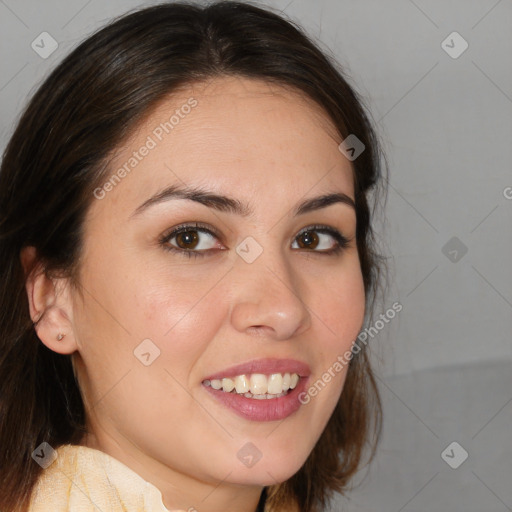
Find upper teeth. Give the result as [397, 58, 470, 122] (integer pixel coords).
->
[204, 373, 300, 395]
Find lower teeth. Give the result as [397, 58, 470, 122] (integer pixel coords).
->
[240, 391, 288, 399]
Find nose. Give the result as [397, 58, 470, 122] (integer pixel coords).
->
[229, 245, 312, 340]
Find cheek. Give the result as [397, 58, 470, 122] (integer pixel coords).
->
[77, 254, 225, 385]
[131, 273, 226, 368]
[311, 261, 366, 355]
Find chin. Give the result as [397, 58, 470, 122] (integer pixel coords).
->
[228, 454, 307, 486]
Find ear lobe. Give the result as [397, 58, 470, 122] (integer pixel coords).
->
[20, 246, 78, 356]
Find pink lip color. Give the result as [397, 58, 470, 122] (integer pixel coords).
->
[203, 375, 310, 422]
[202, 358, 311, 381]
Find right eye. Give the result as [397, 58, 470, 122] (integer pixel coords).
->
[159, 222, 223, 258]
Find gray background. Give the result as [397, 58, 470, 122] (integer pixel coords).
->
[1, 1, 511, 511]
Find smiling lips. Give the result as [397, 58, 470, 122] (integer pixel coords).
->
[201, 358, 310, 421]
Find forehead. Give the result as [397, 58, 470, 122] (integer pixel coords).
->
[92, 76, 355, 219]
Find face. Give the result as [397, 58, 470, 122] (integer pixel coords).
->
[64, 76, 365, 508]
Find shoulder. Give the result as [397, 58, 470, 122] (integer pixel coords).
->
[28, 443, 171, 512]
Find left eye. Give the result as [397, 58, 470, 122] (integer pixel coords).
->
[292, 228, 341, 251]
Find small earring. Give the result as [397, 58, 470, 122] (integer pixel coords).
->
[56, 333, 66, 341]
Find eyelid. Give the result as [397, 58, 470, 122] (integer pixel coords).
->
[159, 221, 221, 242]
[295, 224, 348, 241]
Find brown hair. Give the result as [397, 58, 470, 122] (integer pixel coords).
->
[0, 2, 387, 511]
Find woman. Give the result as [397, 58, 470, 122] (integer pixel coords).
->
[0, 1, 386, 511]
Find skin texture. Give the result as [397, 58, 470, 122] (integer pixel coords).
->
[22, 76, 365, 512]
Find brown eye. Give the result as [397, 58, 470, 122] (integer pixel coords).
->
[291, 225, 350, 254]
[296, 230, 319, 249]
[160, 223, 221, 258]
[175, 230, 200, 249]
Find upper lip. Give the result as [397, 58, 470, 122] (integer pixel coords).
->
[202, 358, 311, 381]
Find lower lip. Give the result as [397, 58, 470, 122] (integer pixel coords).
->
[202, 377, 309, 422]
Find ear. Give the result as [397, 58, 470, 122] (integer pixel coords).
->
[20, 246, 78, 356]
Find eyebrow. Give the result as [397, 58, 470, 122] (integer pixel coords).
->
[130, 183, 356, 219]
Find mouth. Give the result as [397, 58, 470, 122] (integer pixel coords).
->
[201, 358, 310, 421]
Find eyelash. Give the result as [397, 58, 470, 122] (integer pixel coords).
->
[158, 222, 351, 259]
